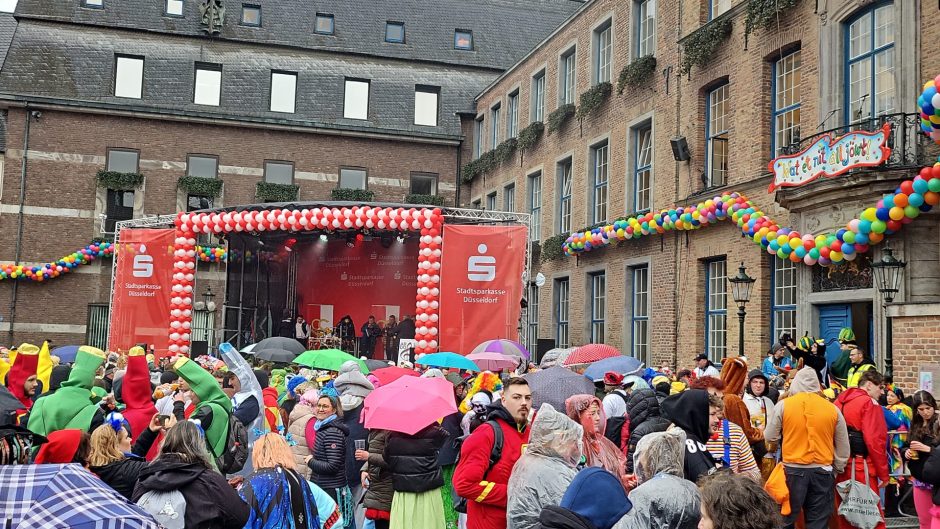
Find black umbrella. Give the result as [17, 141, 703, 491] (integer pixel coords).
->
[524, 366, 596, 412]
[254, 336, 306, 355]
[254, 348, 298, 363]
[364, 359, 389, 371]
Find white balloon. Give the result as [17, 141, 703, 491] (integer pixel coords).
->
[180, 345, 190, 354]
[419, 300, 429, 309]
[430, 314, 439, 322]
[170, 332, 181, 341]
[169, 345, 180, 353]
[429, 327, 438, 336]
[430, 301, 439, 309]
[170, 321, 181, 329]
[429, 340, 438, 349]
[418, 340, 428, 349]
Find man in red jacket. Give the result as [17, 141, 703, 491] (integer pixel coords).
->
[454, 377, 532, 529]
[834, 369, 889, 529]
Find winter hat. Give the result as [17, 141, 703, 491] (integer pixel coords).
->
[559, 467, 633, 529]
[334, 361, 374, 398]
[254, 369, 271, 389]
[838, 327, 857, 346]
[159, 370, 179, 385]
[445, 372, 466, 387]
[422, 368, 445, 379]
[603, 371, 624, 386]
[48, 365, 71, 393]
[34, 429, 84, 464]
[287, 375, 308, 398]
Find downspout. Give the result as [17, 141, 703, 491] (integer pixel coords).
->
[455, 138, 463, 207]
[671, 0, 684, 370]
[8, 107, 32, 343]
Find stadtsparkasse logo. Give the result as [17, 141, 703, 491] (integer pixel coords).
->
[467, 244, 496, 282]
[132, 244, 154, 278]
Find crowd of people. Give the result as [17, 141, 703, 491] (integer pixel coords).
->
[0, 326, 938, 529]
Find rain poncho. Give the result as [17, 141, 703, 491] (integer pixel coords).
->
[615, 430, 701, 529]
[220, 343, 265, 475]
[506, 403, 583, 529]
[565, 395, 628, 487]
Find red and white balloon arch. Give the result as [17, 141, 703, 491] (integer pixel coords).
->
[169, 206, 445, 357]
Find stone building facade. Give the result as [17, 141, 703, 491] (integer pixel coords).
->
[463, 0, 940, 380]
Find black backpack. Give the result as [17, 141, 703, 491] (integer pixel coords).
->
[209, 404, 249, 475]
[453, 420, 504, 513]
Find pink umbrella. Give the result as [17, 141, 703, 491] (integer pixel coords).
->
[467, 352, 520, 372]
[361, 376, 458, 435]
[370, 366, 419, 386]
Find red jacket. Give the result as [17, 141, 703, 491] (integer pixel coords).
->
[453, 405, 530, 529]
[836, 388, 889, 482]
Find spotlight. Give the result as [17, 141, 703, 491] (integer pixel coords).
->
[319, 234, 328, 242]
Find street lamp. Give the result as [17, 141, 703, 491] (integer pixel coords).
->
[728, 262, 756, 358]
[871, 244, 906, 378]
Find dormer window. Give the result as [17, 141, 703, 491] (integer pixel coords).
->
[315, 13, 335, 35]
[385, 22, 405, 43]
[455, 30, 473, 50]
[241, 4, 261, 27]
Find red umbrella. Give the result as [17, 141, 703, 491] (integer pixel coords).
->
[563, 344, 621, 366]
[371, 366, 418, 386]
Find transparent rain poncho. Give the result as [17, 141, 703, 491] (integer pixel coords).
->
[219, 342, 265, 476]
[615, 429, 702, 529]
[506, 403, 583, 529]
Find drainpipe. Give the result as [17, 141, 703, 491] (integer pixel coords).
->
[455, 139, 463, 207]
[671, 0, 684, 371]
[8, 108, 33, 343]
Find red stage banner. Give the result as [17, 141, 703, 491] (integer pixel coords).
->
[109, 228, 176, 353]
[438, 225, 527, 355]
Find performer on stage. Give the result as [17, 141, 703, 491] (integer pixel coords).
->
[335, 315, 356, 354]
[384, 315, 400, 364]
[360, 316, 381, 359]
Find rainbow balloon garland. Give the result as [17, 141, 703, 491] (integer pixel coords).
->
[562, 168, 940, 266]
[0, 242, 115, 282]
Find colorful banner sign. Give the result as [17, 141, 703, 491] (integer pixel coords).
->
[109, 229, 176, 353]
[437, 225, 527, 355]
[768, 124, 892, 192]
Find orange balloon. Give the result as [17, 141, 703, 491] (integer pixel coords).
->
[894, 194, 909, 208]
[925, 191, 940, 206]
[869, 232, 884, 244]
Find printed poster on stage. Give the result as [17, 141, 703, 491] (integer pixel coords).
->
[438, 225, 527, 355]
[109, 228, 176, 353]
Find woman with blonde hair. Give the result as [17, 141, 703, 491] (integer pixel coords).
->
[88, 411, 169, 499]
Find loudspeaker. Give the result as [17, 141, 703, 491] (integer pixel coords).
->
[190, 340, 209, 357]
[536, 339, 555, 364]
[671, 136, 691, 161]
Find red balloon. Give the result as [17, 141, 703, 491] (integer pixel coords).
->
[820, 247, 831, 259]
[932, 165, 940, 179]
[830, 241, 842, 252]
[920, 167, 932, 179]
[886, 220, 902, 232]
[901, 181, 915, 195]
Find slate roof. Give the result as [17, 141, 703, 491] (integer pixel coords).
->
[0, 20, 496, 137]
[13, 0, 582, 70]
[0, 12, 15, 70]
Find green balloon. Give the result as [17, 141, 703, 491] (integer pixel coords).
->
[843, 231, 856, 244]
[905, 205, 921, 218]
[929, 178, 940, 193]
[871, 220, 887, 234]
[809, 248, 820, 259]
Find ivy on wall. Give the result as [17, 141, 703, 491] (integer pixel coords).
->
[256, 182, 299, 202]
[617, 56, 657, 94]
[575, 82, 612, 121]
[744, 0, 799, 42]
[547, 104, 576, 135]
[405, 194, 445, 206]
[517, 121, 544, 152]
[177, 176, 223, 198]
[95, 170, 144, 190]
[680, 17, 732, 75]
[330, 188, 375, 201]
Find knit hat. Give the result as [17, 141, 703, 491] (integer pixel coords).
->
[422, 368, 445, 379]
[287, 375, 308, 397]
[603, 371, 624, 386]
[253, 369, 270, 389]
[159, 371, 179, 385]
[559, 467, 633, 529]
[334, 361, 374, 399]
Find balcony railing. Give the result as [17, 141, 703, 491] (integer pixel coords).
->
[780, 113, 935, 171]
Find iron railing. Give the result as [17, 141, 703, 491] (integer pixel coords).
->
[781, 113, 934, 170]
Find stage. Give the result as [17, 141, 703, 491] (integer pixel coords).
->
[107, 202, 532, 360]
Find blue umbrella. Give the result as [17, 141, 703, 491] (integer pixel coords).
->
[583, 356, 644, 382]
[0, 464, 160, 528]
[50, 345, 80, 364]
[416, 352, 481, 372]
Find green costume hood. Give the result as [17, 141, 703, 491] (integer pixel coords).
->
[174, 357, 231, 458]
[27, 346, 105, 437]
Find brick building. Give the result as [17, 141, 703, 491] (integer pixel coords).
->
[0, 0, 581, 348]
[462, 0, 940, 382]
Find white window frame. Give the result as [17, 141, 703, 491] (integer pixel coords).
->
[593, 21, 612, 85]
[591, 140, 609, 223]
[772, 50, 802, 156]
[559, 48, 576, 105]
[507, 91, 519, 138]
[633, 124, 652, 212]
[409, 172, 438, 195]
[165, 0, 184, 16]
[338, 167, 368, 190]
[590, 271, 606, 343]
[528, 171, 542, 241]
[555, 278, 570, 348]
[557, 158, 572, 234]
[631, 265, 650, 363]
[636, 0, 656, 58]
[771, 257, 798, 345]
[264, 160, 294, 185]
[705, 259, 728, 361]
[531, 70, 546, 122]
[504, 183, 515, 212]
[706, 83, 730, 187]
[490, 103, 501, 147]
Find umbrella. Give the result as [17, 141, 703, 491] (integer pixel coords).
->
[416, 352, 481, 372]
[524, 366, 596, 412]
[362, 376, 458, 435]
[1, 464, 160, 528]
[254, 348, 298, 363]
[240, 343, 256, 354]
[254, 336, 305, 355]
[582, 356, 645, 382]
[563, 344, 621, 366]
[364, 359, 390, 371]
[470, 339, 529, 359]
[294, 349, 370, 373]
[467, 352, 519, 372]
[371, 366, 419, 386]
[50, 345, 80, 364]
[538, 347, 576, 368]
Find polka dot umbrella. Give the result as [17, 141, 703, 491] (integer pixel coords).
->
[562, 344, 621, 367]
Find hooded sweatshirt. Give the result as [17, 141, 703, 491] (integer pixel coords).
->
[333, 360, 374, 411]
[174, 357, 233, 458]
[34, 428, 85, 464]
[27, 346, 106, 437]
[47, 365, 72, 393]
[835, 387, 889, 483]
[6, 343, 39, 411]
[538, 467, 632, 529]
[616, 430, 701, 529]
[660, 389, 720, 482]
[507, 403, 582, 529]
[764, 366, 850, 473]
[122, 347, 160, 461]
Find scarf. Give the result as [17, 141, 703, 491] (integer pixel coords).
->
[314, 414, 337, 431]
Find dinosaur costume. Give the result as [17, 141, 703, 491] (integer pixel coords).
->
[174, 356, 232, 458]
[27, 346, 106, 436]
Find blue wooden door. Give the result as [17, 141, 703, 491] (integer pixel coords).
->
[818, 304, 851, 365]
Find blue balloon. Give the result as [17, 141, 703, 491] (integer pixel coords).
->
[914, 179, 930, 194]
[858, 220, 872, 234]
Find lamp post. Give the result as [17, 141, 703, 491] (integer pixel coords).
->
[729, 262, 756, 358]
[202, 285, 216, 312]
[871, 244, 906, 378]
